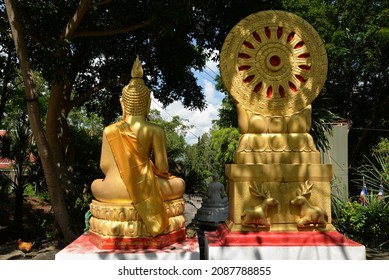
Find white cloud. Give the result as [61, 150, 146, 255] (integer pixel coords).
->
[151, 59, 223, 145]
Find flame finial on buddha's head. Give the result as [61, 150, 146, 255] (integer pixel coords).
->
[131, 55, 143, 79]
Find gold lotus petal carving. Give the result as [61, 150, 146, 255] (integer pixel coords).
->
[269, 134, 288, 151]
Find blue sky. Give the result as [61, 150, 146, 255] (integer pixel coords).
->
[151, 57, 224, 145]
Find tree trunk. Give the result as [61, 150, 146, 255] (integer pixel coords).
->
[5, 0, 76, 245]
[46, 78, 75, 190]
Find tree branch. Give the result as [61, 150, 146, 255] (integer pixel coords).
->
[69, 73, 130, 109]
[61, 0, 151, 40]
[72, 19, 152, 39]
[91, 0, 113, 9]
[61, 0, 93, 40]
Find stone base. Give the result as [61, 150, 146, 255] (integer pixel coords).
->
[192, 204, 229, 229]
[89, 228, 186, 250]
[206, 224, 366, 260]
[55, 233, 200, 260]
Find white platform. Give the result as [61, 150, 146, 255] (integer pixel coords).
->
[55, 230, 366, 260]
[55, 234, 200, 260]
[205, 225, 366, 260]
[208, 245, 366, 260]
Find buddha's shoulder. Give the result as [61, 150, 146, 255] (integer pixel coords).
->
[145, 122, 164, 133]
[103, 121, 124, 132]
[102, 120, 164, 135]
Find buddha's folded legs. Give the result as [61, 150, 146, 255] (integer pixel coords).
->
[91, 175, 185, 204]
[91, 177, 131, 204]
[156, 176, 185, 201]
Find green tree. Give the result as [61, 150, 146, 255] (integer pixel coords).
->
[212, 75, 238, 129]
[1, 71, 49, 130]
[210, 126, 240, 184]
[184, 133, 215, 194]
[67, 108, 103, 233]
[213, 94, 238, 129]
[281, 0, 389, 194]
[0, 35, 18, 127]
[148, 109, 189, 176]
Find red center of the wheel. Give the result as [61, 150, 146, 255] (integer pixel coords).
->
[270, 55, 281, 66]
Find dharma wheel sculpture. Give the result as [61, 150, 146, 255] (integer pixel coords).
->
[220, 10, 328, 116]
[220, 10, 334, 232]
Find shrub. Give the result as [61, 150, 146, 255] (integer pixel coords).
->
[334, 137, 389, 249]
[333, 195, 389, 249]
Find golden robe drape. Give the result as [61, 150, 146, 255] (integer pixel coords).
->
[104, 121, 169, 236]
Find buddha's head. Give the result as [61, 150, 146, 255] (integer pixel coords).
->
[121, 56, 151, 117]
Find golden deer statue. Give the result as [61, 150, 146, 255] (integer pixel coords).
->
[290, 180, 328, 228]
[241, 182, 279, 228]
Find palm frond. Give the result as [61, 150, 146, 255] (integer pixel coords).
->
[311, 107, 339, 152]
[353, 153, 388, 193]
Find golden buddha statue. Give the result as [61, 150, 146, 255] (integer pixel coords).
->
[90, 57, 185, 244]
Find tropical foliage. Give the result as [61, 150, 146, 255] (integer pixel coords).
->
[333, 137, 389, 249]
[333, 197, 389, 249]
[353, 138, 389, 196]
[149, 109, 190, 176]
[0, 122, 36, 228]
[183, 133, 215, 195]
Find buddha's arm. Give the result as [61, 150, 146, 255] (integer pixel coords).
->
[99, 131, 111, 175]
[152, 130, 169, 175]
